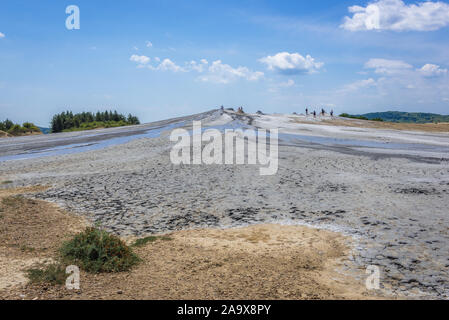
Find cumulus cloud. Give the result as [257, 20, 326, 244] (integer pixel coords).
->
[364, 59, 448, 78]
[130, 55, 184, 72]
[150, 58, 185, 72]
[332, 56, 449, 109]
[259, 52, 323, 75]
[146, 41, 153, 48]
[188, 59, 209, 73]
[418, 64, 448, 77]
[0, 32, 5, 38]
[198, 60, 264, 84]
[341, 0, 449, 32]
[364, 58, 412, 74]
[130, 54, 150, 65]
[339, 78, 378, 92]
[130, 55, 264, 83]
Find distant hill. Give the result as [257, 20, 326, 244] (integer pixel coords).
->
[38, 127, 51, 134]
[355, 111, 449, 124]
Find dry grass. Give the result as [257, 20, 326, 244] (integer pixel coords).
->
[0, 186, 89, 291]
[294, 117, 449, 133]
[0, 130, 12, 138]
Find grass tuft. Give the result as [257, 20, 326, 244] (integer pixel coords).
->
[60, 227, 140, 273]
[133, 235, 172, 247]
[26, 264, 67, 285]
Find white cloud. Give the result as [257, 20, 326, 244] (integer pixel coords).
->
[268, 79, 296, 93]
[150, 58, 185, 72]
[131, 56, 263, 83]
[0, 32, 5, 38]
[364, 59, 448, 78]
[130, 54, 150, 65]
[259, 52, 324, 75]
[364, 58, 412, 74]
[188, 59, 209, 72]
[418, 64, 448, 77]
[146, 41, 153, 48]
[130, 55, 185, 73]
[341, 0, 449, 32]
[279, 79, 295, 87]
[340, 78, 378, 92]
[198, 60, 264, 84]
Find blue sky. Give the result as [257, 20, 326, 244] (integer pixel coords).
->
[1, 0, 449, 126]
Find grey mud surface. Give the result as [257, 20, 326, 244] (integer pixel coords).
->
[1, 110, 448, 299]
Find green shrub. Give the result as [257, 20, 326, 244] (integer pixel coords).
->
[8, 124, 25, 135]
[0, 120, 41, 136]
[26, 264, 67, 285]
[60, 227, 140, 273]
[22, 122, 40, 131]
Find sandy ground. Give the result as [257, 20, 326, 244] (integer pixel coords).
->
[0, 110, 448, 299]
[0, 187, 380, 300]
[0, 130, 42, 139]
[0, 131, 12, 138]
[0, 187, 88, 291]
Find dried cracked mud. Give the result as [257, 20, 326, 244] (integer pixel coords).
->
[1, 110, 449, 299]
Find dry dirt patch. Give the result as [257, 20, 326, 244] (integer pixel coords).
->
[293, 117, 449, 133]
[0, 186, 88, 290]
[0, 187, 382, 300]
[0, 130, 12, 138]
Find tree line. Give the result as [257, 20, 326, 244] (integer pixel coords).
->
[51, 110, 140, 133]
[359, 111, 449, 124]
